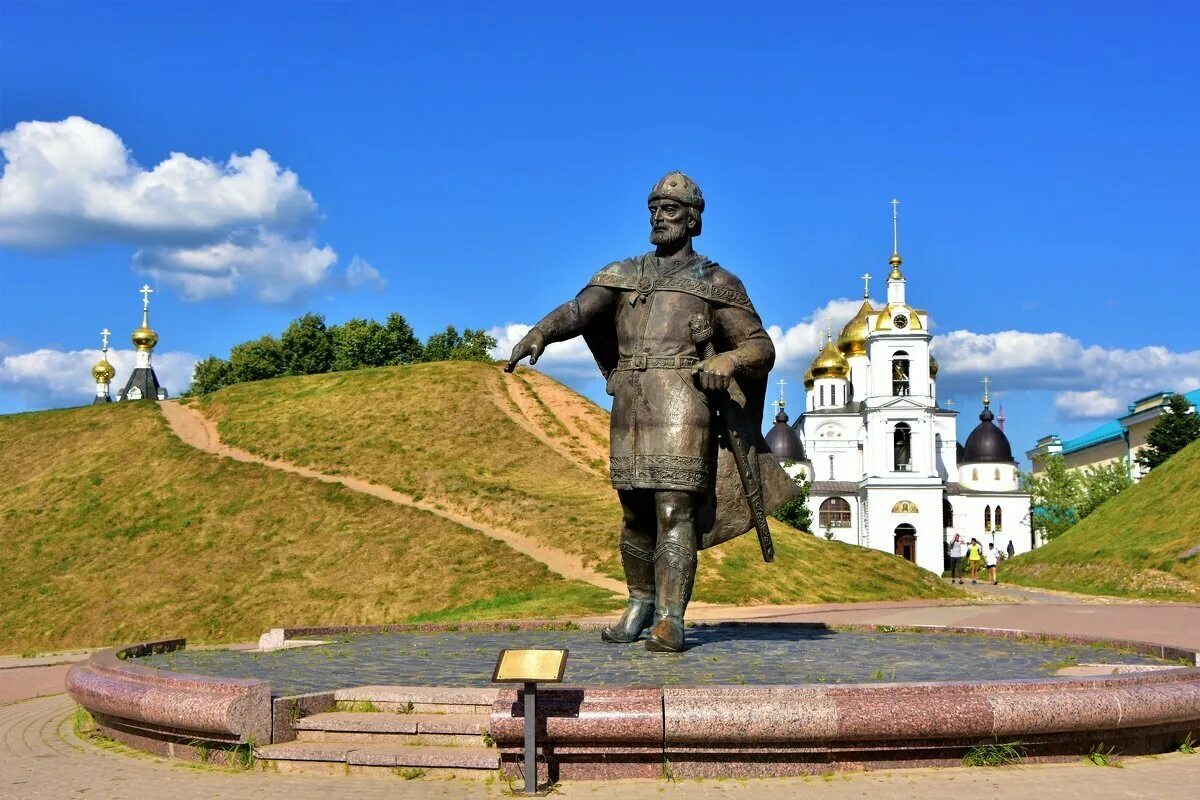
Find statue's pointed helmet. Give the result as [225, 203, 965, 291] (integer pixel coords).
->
[648, 171, 705, 236]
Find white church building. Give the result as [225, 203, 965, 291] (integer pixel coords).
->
[765, 204, 1034, 575]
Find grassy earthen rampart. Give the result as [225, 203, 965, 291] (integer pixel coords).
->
[1005, 437, 1200, 601]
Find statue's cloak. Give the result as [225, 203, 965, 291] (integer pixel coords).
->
[579, 254, 799, 550]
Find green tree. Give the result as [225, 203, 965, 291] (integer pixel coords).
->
[1136, 393, 1200, 473]
[1077, 461, 1133, 519]
[228, 335, 285, 383]
[384, 312, 423, 365]
[771, 471, 812, 532]
[186, 356, 233, 395]
[1020, 455, 1082, 540]
[421, 326, 497, 363]
[330, 318, 395, 371]
[280, 312, 333, 375]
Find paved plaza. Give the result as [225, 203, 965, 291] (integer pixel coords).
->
[4, 593, 1199, 799]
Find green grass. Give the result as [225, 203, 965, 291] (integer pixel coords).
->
[961, 741, 1026, 767]
[201, 362, 958, 606]
[335, 700, 379, 713]
[0, 401, 617, 653]
[0, 363, 956, 654]
[1085, 743, 1122, 767]
[1004, 436, 1200, 602]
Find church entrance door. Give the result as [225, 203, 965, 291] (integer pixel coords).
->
[894, 524, 916, 563]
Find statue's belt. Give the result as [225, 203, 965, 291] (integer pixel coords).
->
[614, 354, 700, 371]
[587, 272, 755, 312]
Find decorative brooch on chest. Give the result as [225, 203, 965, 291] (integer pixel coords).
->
[631, 275, 655, 306]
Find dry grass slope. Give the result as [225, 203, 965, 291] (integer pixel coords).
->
[1004, 436, 1200, 602]
[201, 362, 956, 606]
[0, 402, 617, 653]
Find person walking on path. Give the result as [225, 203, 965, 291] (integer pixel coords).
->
[966, 538, 983, 584]
[948, 534, 965, 584]
[985, 542, 1000, 585]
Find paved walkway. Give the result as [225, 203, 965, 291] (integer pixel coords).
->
[4, 599, 1198, 798]
[2, 694, 1198, 800]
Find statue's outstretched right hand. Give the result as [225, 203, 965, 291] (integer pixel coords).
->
[505, 328, 546, 372]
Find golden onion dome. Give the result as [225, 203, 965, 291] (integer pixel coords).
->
[810, 340, 850, 380]
[837, 299, 874, 357]
[91, 358, 116, 383]
[873, 304, 924, 332]
[802, 364, 815, 389]
[930, 353, 939, 378]
[132, 325, 158, 351]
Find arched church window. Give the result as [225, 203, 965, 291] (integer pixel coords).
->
[819, 385, 825, 406]
[984, 505, 992, 532]
[972, 468, 979, 481]
[995, 506, 1003, 532]
[831, 385, 838, 406]
[894, 422, 912, 471]
[818, 497, 852, 528]
[994, 467, 1001, 481]
[892, 351, 910, 396]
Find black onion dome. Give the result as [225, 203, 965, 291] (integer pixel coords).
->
[962, 404, 1016, 464]
[765, 409, 806, 461]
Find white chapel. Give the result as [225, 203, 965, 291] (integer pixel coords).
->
[764, 202, 1035, 575]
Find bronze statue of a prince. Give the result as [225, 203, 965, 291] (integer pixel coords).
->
[506, 172, 796, 652]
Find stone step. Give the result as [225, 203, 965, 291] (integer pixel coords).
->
[334, 685, 498, 714]
[293, 712, 488, 746]
[255, 741, 499, 777]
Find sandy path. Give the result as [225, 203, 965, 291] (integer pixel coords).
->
[513, 369, 611, 463]
[158, 401, 625, 595]
[494, 369, 609, 478]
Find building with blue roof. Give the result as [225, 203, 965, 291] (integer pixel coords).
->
[1027, 388, 1200, 481]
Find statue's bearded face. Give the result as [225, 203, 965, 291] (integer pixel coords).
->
[648, 199, 694, 246]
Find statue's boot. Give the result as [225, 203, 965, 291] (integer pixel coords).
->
[646, 541, 697, 653]
[601, 538, 656, 643]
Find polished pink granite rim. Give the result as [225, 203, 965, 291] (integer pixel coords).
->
[65, 638, 272, 759]
[64, 621, 1200, 777]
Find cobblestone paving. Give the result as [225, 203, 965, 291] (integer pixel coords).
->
[4, 694, 1199, 800]
[138, 624, 1172, 695]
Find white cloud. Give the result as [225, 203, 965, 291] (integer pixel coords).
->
[491, 298, 1200, 425]
[766, 297, 871, 371]
[133, 228, 337, 302]
[488, 323, 598, 378]
[933, 330, 1200, 418]
[1054, 391, 1126, 420]
[345, 256, 387, 292]
[0, 347, 199, 404]
[0, 116, 337, 301]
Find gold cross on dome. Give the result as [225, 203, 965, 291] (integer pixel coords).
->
[982, 376, 991, 405]
[861, 273, 871, 299]
[139, 284, 154, 311]
[777, 377, 787, 406]
[100, 328, 111, 352]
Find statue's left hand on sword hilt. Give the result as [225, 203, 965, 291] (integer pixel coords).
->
[687, 314, 776, 563]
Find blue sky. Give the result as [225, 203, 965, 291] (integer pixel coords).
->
[2, 1, 1198, 463]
